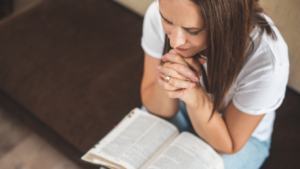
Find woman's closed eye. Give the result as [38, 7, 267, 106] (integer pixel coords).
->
[160, 12, 202, 36]
[187, 30, 200, 36]
[160, 12, 173, 25]
[163, 18, 173, 25]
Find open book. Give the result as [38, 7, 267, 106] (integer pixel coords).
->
[81, 108, 224, 169]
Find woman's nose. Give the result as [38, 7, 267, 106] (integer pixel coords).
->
[170, 27, 187, 48]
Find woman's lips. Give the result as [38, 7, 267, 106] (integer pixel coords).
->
[176, 47, 188, 51]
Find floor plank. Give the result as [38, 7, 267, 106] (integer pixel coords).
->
[0, 107, 81, 169]
[0, 107, 31, 159]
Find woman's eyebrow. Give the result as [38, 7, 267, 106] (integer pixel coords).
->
[159, 11, 203, 30]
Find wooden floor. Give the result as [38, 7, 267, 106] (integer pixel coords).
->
[0, 0, 81, 168]
[0, 107, 81, 169]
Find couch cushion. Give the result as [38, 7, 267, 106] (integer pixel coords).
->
[0, 0, 144, 153]
[113, 0, 154, 16]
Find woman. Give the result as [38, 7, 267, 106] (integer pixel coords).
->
[140, 0, 289, 168]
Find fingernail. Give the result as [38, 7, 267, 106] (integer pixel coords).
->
[190, 83, 196, 87]
[156, 66, 161, 70]
[195, 77, 200, 81]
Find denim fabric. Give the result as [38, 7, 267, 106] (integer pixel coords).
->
[141, 101, 271, 169]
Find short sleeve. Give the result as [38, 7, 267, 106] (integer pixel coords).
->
[141, 0, 165, 59]
[233, 43, 289, 115]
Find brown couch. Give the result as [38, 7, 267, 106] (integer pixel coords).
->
[0, 0, 299, 168]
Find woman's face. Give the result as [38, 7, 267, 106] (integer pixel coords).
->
[159, 0, 207, 58]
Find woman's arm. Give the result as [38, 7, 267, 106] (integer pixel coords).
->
[141, 52, 180, 118]
[158, 51, 266, 154]
[183, 86, 265, 154]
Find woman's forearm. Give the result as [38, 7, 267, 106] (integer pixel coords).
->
[184, 86, 234, 154]
[141, 81, 180, 118]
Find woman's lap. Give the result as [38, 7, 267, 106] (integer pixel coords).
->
[141, 101, 271, 169]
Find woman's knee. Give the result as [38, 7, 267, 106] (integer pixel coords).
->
[221, 137, 270, 169]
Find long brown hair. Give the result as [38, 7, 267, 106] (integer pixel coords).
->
[162, 0, 276, 118]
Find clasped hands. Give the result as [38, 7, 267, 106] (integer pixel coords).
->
[156, 49, 207, 104]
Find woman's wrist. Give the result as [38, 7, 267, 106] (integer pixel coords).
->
[142, 78, 180, 117]
[182, 84, 210, 109]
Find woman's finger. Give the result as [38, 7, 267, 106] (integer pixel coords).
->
[197, 57, 207, 65]
[160, 73, 196, 89]
[183, 57, 202, 77]
[157, 75, 181, 91]
[157, 64, 189, 81]
[161, 53, 188, 66]
[163, 63, 200, 82]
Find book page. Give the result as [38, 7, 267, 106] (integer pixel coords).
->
[147, 132, 224, 169]
[83, 108, 179, 169]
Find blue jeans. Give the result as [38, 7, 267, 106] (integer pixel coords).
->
[141, 101, 271, 169]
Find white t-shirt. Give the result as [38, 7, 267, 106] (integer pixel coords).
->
[141, 0, 289, 141]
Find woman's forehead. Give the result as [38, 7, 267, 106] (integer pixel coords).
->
[158, 0, 203, 28]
